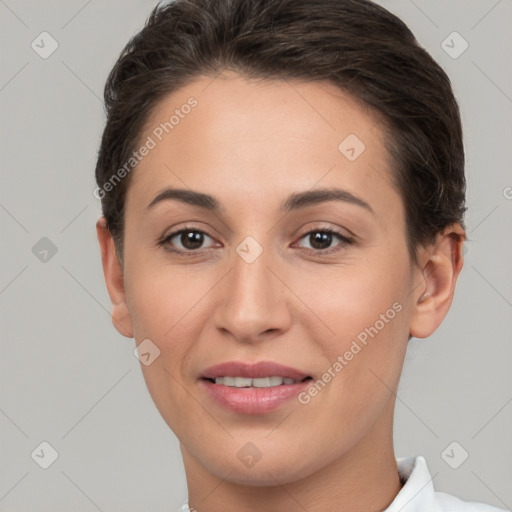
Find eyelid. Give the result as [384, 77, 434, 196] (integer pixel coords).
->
[296, 224, 354, 241]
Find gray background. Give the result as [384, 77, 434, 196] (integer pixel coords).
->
[1, 1, 511, 511]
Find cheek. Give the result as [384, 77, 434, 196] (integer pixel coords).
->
[289, 270, 409, 462]
[125, 259, 209, 342]
[308, 260, 405, 338]
[123, 261, 208, 417]
[126, 264, 211, 433]
[304, 252, 410, 392]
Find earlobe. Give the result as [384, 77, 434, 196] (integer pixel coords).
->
[96, 217, 134, 339]
[409, 225, 465, 339]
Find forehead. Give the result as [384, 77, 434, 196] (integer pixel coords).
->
[126, 71, 400, 221]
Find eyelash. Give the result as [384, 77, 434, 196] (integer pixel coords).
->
[157, 225, 353, 257]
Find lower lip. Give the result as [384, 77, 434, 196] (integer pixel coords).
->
[200, 378, 312, 414]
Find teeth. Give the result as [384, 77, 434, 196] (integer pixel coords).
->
[235, 377, 252, 387]
[213, 376, 300, 387]
[270, 376, 284, 386]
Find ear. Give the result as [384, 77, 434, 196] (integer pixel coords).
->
[96, 216, 134, 338]
[409, 224, 465, 339]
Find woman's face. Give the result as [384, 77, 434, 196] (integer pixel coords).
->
[107, 72, 428, 484]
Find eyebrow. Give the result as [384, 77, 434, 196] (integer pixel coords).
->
[145, 187, 374, 214]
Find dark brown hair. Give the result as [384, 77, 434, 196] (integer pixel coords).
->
[95, 0, 466, 264]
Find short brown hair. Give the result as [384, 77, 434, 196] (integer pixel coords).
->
[95, 0, 466, 264]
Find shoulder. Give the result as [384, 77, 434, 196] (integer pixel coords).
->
[435, 490, 508, 512]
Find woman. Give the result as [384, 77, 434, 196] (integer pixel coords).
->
[94, 0, 507, 510]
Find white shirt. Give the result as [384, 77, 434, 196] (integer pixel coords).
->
[178, 456, 507, 511]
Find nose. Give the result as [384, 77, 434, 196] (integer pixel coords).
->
[212, 244, 292, 344]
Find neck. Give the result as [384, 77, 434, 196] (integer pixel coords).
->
[181, 403, 403, 512]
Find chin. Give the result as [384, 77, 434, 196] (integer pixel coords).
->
[200, 449, 323, 487]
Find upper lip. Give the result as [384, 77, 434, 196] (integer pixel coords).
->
[200, 361, 310, 381]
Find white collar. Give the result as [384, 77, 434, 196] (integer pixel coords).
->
[383, 456, 439, 511]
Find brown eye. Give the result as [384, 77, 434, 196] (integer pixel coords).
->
[297, 229, 352, 252]
[160, 228, 217, 253]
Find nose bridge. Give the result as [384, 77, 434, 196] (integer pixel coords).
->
[213, 236, 290, 341]
[233, 241, 272, 299]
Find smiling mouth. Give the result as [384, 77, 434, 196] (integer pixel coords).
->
[203, 376, 313, 388]
[200, 363, 314, 414]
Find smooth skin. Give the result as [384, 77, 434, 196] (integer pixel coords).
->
[96, 71, 464, 512]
